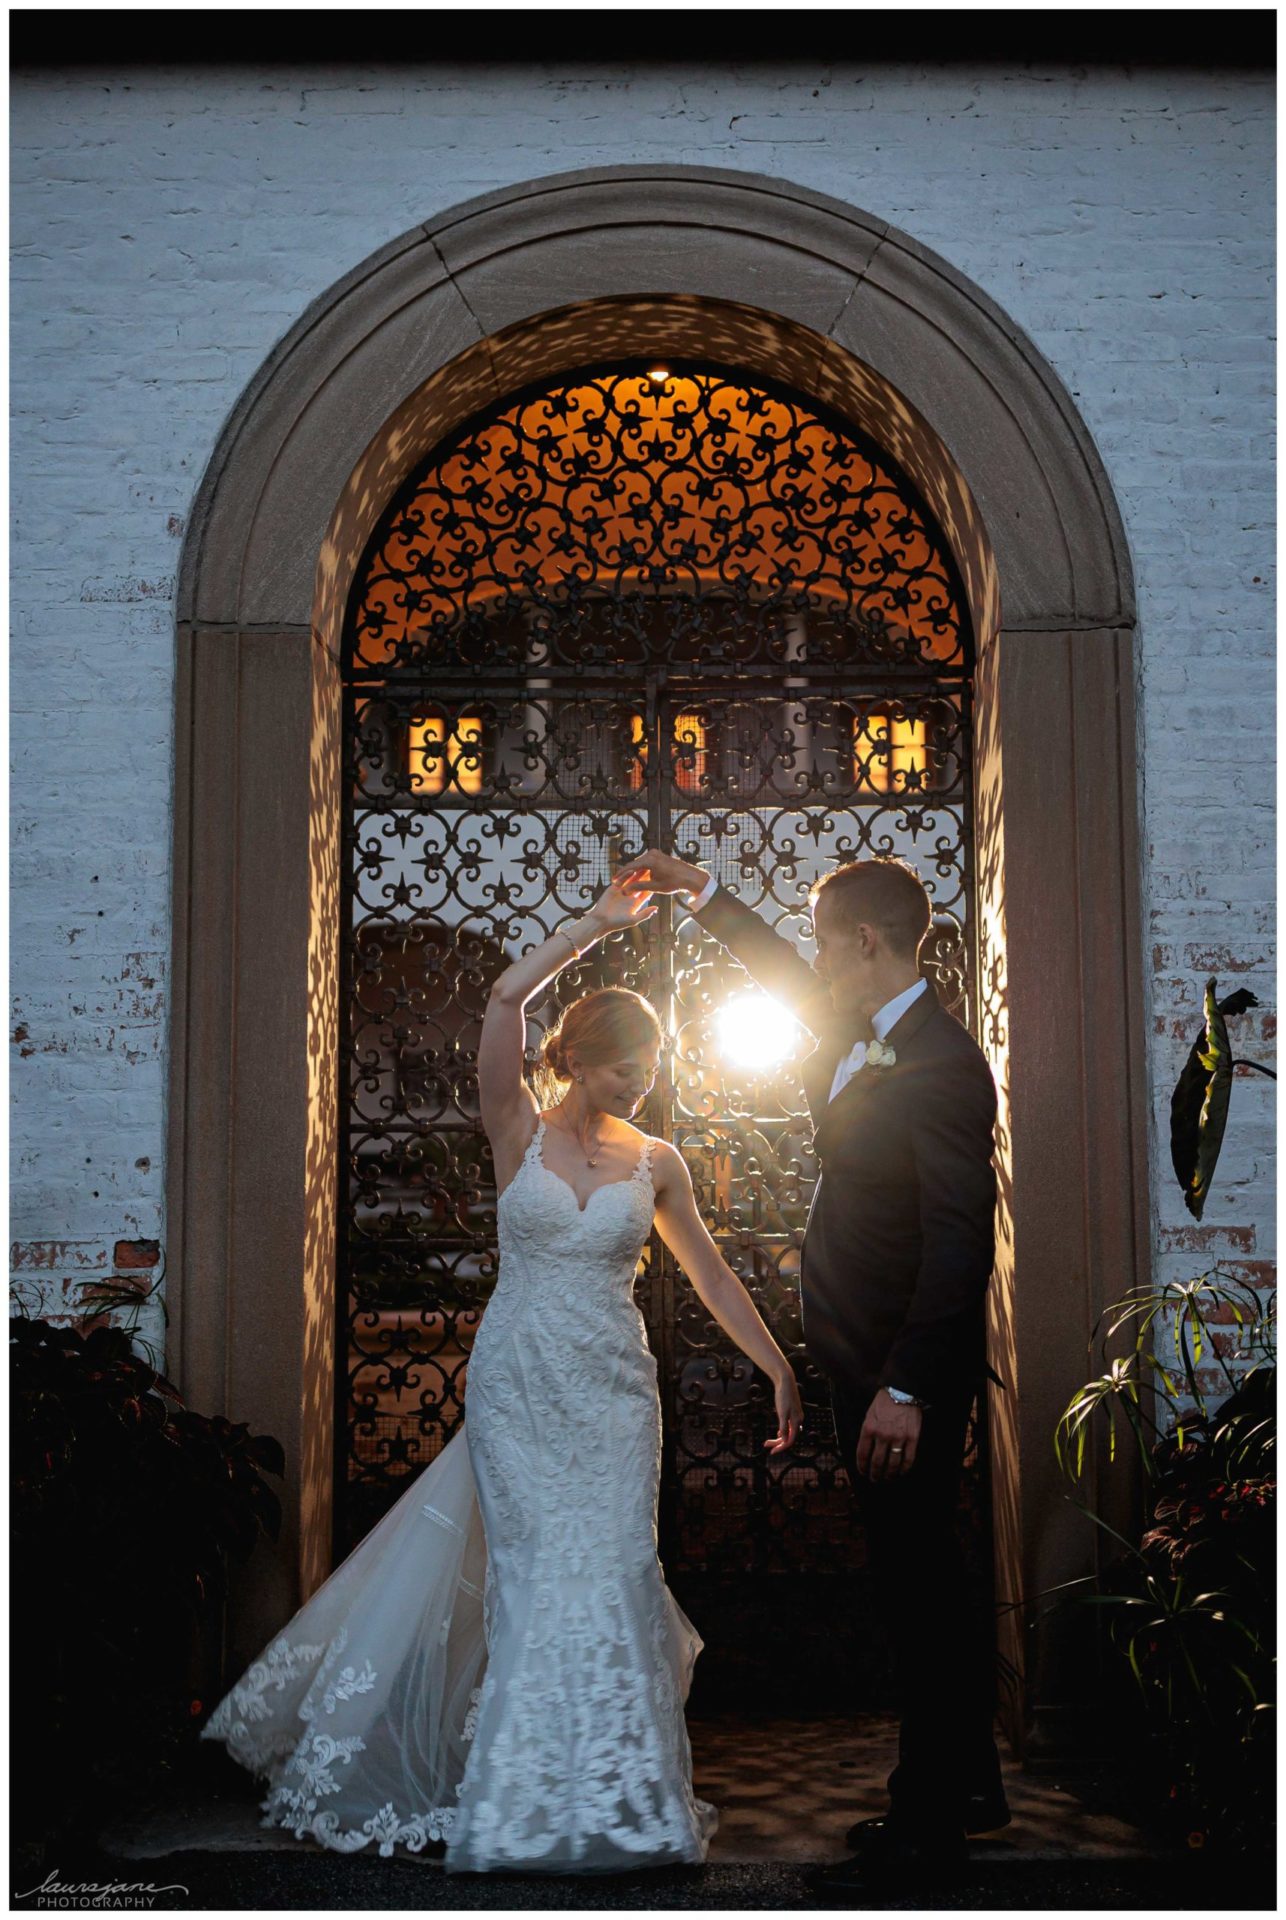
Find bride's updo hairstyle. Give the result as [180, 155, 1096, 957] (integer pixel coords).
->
[534, 987, 663, 1108]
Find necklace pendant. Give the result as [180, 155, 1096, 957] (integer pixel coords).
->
[586, 1156, 598, 1167]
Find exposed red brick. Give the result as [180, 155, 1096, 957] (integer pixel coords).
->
[1182, 946, 1269, 973]
[1165, 1299, 1253, 1328]
[1210, 1328, 1263, 1358]
[114, 1238, 160, 1270]
[42, 1308, 117, 1336]
[1210, 1260, 1278, 1287]
[78, 1274, 150, 1301]
[11, 1241, 107, 1270]
[1166, 1297, 1266, 1328]
[1158, 1223, 1257, 1253]
[1153, 975, 1200, 1005]
[1188, 1288, 1276, 1326]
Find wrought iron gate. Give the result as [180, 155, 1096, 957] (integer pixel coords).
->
[336, 364, 987, 1696]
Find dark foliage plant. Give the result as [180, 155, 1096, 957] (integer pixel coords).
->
[10, 1283, 284, 1850]
[1055, 1270, 1275, 1862]
[1054, 977, 1276, 1864]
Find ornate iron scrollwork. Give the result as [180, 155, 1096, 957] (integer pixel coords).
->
[337, 365, 988, 1681]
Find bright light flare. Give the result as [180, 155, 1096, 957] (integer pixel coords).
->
[715, 993, 799, 1070]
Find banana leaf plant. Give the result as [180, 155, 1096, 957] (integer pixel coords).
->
[1170, 980, 1275, 1220]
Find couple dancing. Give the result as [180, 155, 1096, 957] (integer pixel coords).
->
[201, 850, 1006, 1890]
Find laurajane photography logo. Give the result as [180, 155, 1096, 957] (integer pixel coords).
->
[13, 1868, 191, 1909]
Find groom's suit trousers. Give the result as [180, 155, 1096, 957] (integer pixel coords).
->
[830, 1380, 1002, 1833]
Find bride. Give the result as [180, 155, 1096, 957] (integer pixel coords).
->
[200, 874, 804, 1874]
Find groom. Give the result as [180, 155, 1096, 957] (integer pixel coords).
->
[620, 849, 1007, 1890]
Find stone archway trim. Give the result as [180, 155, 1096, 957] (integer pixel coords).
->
[180, 166, 1133, 643]
[168, 166, 1149, 1759]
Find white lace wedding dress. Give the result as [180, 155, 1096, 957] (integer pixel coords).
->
[200, 1117, 717, 1874]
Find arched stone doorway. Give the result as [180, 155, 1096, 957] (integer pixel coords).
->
[169, 166, 1149, 1757]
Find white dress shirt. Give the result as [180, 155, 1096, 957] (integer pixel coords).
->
[827, 976, 928, 1103]
[687, 871, 720, 914]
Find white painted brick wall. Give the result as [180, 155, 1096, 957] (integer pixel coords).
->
[10, 63, 1275, 1381]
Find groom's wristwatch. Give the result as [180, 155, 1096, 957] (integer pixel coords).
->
[884, 1386, 929, 1408]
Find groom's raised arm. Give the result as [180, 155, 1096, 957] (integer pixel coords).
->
[621, 850, 832, 1040]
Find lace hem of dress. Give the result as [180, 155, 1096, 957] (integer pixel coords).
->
[446, 1565, 715, 1871]
[240, 1672, 488, 1858]
[204, 1621, 485, 1859]
[258, 1778, 458, 1856]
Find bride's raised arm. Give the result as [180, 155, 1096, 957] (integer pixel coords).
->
[477, 877, 656, 1172]
[651, 1145, 805, 1454]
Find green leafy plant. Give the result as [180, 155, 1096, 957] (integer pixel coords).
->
[10, 1274, 285, 1854]
[1055, 1270, 1275, 1860]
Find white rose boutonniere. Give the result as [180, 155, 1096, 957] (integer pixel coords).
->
[865, 1039, 897, 1071]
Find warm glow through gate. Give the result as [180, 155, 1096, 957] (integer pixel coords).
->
[715, 992, 800, 1069]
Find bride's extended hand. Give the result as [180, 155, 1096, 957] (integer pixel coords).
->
[589, 873, 658, 932]
[764, 1367, 805, 1455]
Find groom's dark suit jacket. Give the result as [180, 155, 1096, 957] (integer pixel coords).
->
[693, 886, 1000, 1407]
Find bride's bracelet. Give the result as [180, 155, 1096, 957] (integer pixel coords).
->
[552, 917, 604, 960]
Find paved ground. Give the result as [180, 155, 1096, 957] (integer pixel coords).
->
[11, 1714, 1272, 1911]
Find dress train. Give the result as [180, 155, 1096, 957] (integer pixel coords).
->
[201, 1427, 487, 1857]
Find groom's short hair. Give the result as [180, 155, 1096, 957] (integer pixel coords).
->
[809, 857, 931, 962]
